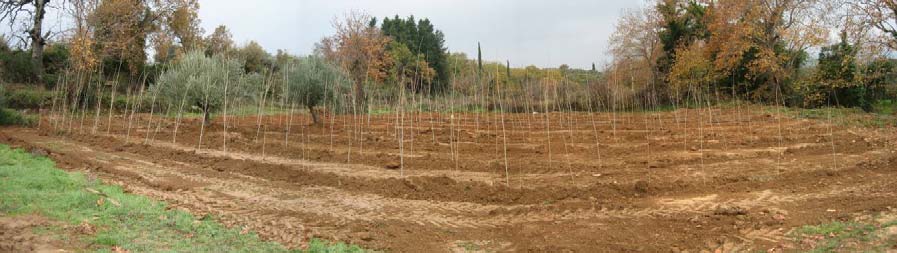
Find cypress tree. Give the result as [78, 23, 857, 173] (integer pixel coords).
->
[477, 42, 483, 75]
[506, 60, 511, 79]
[380, 15, 449, 91]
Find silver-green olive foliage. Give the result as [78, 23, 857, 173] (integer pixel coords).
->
[281, 56, 351, 123]
[152, 51, 245, 120]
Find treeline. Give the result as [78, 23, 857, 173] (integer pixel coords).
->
[0, 1, 348, 86]
[1, 1, 602, 115]
[4, 0, 894, 118]
[607, 0, 897, 111]
[313, 11, 604, 113]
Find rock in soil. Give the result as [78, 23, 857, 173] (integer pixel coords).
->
[29, 148, 49, 157]
[634, 180, 650, 194]
[714, 205, 748, 216]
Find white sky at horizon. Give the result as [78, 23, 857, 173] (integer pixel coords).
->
[2, 0, 652, 69]
[197, 0, 646, 69]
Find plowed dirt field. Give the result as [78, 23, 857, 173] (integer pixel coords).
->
[3, 106, 895, 252]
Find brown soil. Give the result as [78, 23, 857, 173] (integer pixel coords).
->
[3, 105, 896, 252]
[0, 215, 81, 253]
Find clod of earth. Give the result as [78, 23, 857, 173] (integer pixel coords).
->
[714, 205, 748, 216]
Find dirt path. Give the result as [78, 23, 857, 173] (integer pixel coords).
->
[4, 108, 896, 252]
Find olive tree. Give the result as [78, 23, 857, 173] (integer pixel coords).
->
[282, 56, 350, 124]
[152, 51, 244, 122]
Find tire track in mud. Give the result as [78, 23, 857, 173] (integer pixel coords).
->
[706, 187, 897, 253]
[657, 162, 897, 252]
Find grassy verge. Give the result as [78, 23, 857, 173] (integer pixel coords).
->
[0, 144, 365, 252]
[790, 213, 897, 252]
[770, 106, 896, 128]
[872, 99, 897, 115]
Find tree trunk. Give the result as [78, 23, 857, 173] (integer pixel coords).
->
[308, 105, 319, 125]
[354, 81, 366, 110]
[30, 0, 48, 84]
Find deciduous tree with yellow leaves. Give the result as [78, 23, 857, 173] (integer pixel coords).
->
[316, 11, 392, 107]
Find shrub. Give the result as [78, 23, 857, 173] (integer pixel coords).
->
[800, 34, 895, 112]
[0, 84, 5, 107]
[42, 44, 70, 88]
[4, 88, 52, 109]
[0, 35, 9, 52]
[0, 108, 34, 126]
[861, 59, 895, 103]
[0, 50, 37, 83]
[102, 92, 156, 113]
[0, 85, 35, 126]
[0, 36, 6, 80]
[0, 43, 68, 87]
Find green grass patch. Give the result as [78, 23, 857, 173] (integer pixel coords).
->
[790, 218, 897, 252]
[455, 241, 481, 252]
[0, 144, 366, 252]
[772, 106, 895, 128]
[367, 107, 394, 115]
[164, 104, 297, 119]
[306, 239, 366, 253]
[872, 99, 897, 115]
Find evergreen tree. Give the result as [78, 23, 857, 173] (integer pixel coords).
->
[380, 15, 449, 92]
[477, 42, 483, 75]
[817, 33, 856, 88]
[506, 60, 511, 80]
[815, 31, 869, 110]
[656, 0, 708, 77]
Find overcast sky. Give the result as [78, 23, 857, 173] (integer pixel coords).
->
[0, 1, 643, 69]
[198, 0, 645, 69]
